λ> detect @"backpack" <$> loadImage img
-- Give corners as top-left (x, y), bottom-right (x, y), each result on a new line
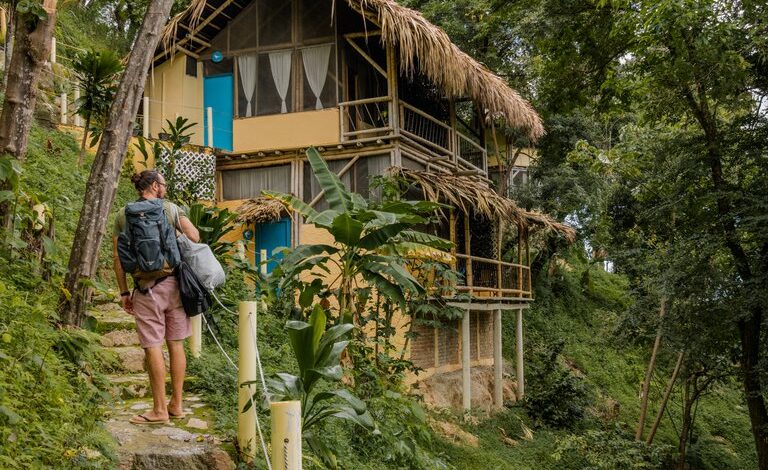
top-left (177, 260), bottom-right (211, 317)
top-left (177, 235), bottom-right (226, 291)
top-left (116, 199), bottom-right (181, 283)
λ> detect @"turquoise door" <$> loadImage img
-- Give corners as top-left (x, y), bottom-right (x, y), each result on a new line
top-left (203, 74), bottom-right (233, 151)
top-left (255, 218), bottom-right (292, 274)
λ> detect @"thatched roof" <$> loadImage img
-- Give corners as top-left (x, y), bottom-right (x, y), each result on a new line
top-left (158, 0), bottom-right (544, 140)
top-left (236, 196), bottom-right (288, 224)
top-left (392, 167), bottom-right (575, 241)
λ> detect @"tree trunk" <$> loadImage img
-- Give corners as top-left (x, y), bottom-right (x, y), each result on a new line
top-left (78, 113), bottom-right (91, 166)
top-left (2, 7), bottom-right (14, 90)
top-left (647, 351), bottom-right (685, 445)
top-left (636, 297), bottom-right (667, 440)
top-left (0, 0), bottom-right (57, 159)
top-left (58, 0), bottom-right (176, 326)
top-left (678, 379), bottom-right (694, 470)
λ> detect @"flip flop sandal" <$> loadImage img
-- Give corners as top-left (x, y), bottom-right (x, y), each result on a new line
top-left (130, 414), bottom-right (169, 425)
top-left (169, 412), bottom-right (186, 420)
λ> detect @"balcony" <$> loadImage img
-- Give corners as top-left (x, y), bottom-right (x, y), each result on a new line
top-left (339, 97), bottom-right (488, 176)
top-left (454, 254), bottom-right (533, 300)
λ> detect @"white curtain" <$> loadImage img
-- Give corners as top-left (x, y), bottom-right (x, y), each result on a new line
top-left (237, 54), bottom-right (258, 117)
top-left (269, 51), bottom-right (292, 113)
top-left (301, 45), bottom-right (332, 110)
top-left (221, 165), bottom-right (292, 200)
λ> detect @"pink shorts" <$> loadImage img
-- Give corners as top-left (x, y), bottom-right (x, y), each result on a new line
top-left (132, 276), bottom-right (190, 348)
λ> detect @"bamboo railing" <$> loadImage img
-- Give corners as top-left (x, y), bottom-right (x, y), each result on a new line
top-left (454, 253), bottom-right (533, 299)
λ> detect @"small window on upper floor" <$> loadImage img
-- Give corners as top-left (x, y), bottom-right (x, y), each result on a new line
top-left (185, 55), bottom-right (198, 77)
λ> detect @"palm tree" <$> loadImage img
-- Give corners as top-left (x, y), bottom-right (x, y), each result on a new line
top-left (72, 49), bottom-right (123, 166)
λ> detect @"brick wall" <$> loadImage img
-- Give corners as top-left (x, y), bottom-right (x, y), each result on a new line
top-left (478, 312), bottom-right (494, 358)
top-left (410, 323), bottom-right (435, 369)
top-left (437, 320), bottom-right (460, 367)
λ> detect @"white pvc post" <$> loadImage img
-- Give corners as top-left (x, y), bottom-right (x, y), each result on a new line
top-left (50, 37), bottom-right (56, 64)
top-left (142, 96), bottom-right (150, 138)
top-left (60, 92), bottom-right (67, 125)
top-left (238, 301), bottom-right (258, 462)
top-left (516, 308), bottom-right (525, 400)
top-left (271, 401), bottom-right (302, 470)
top-left (189, 316), bottom-right (201, 358)
top-left (73, 86), bottom-right (82, 127)
top-left (206, 106), bottom-right (213, 148)
top-left (493, 309), bottom-right (503, 408)
top-left (462, 310), bottom-right (471, 411)
top-left (260, 249), bottom-right (268, 275)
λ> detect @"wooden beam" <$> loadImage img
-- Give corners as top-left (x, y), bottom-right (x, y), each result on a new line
top-left (154, 0), bottom-right (237, 61)
top-left (345, 37), bottom-right (386, 77)
top-left (176, 45), bottom-right (200, 59)
top-left (177, 23), bottom-right (213, 47)
top-left (308, 155), bottom-right (361, 208)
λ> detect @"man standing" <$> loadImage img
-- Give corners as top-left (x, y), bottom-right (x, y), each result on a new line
top-left (113, 169), bottom-right (200, 424)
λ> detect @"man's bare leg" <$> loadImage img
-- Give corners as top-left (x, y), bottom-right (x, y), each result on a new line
top-left (143, 346), bottom-right (169, 420)
top-left (167, 339), bottom-right (186, 416)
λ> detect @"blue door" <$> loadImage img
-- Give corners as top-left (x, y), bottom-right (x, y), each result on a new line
top-left (255, 218), bottom-right (292, 274)
top-left (203, 74), bottom-right (233, 151)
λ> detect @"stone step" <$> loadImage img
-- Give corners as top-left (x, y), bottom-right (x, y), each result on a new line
top-left (108, 346), bottom-right (172, 374)
top-left (107, 397), bottom-right (233, 470)
top-left (101, 329), bottom-right (141, 347)
top-left (87, 304), bottom-right (136, 334)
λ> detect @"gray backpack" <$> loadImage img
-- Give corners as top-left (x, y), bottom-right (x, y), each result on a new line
top-left (117, 199), bottom-right (181, 281)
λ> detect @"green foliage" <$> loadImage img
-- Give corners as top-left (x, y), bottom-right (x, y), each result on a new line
top-left (552, 428), bottom-right (670, 469)
top-left (184, 203), bottom-right (237, 259)
top-left (72, 49), bottom-right (123, 149)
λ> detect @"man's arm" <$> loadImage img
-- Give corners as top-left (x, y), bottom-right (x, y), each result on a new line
top-left (113, 236), bottom-right (133, 314)
top-left (179, 216), bottom-right (200, 243)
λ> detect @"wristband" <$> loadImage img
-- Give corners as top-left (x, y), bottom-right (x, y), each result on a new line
top-left (120, 291), bottom-right (130, 297)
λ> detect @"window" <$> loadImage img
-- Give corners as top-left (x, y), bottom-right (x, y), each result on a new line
top-left (185, 55), bottom-right (198, 77)
top-left (209, 0), bottom-right (338, 118)
top-left (303, 155), bottom-right (390, 210)
top-left (221, 165), bottom-right (291, 200)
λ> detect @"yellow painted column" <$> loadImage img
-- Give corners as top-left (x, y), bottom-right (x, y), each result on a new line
top-left (189, 315), bottom-right (201, 358)
top-left (238, 301), bottom-right (258, 462)
top-left (271, 401), bottom-right (302, 469)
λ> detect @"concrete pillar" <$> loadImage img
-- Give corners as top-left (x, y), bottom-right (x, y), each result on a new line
top-left (462, 309), bottom-right (471, 411)
top-left (238, 301), bottom-right (258, 462)
top-left (59, 92), bottom-right (67, 125)
top-left (73, 86), bottom-right (82, 127)
top-left (516, 308), bottom-right (525, 400)
top-left (189, 315), bottom-right (201, 358)
top-left (142, 96), bottom-right (150, 138)
top-left (493, 309), bottom-right (503, 408)
top-left (271, 401), bottom-right (302, 469)
top-left (206, 106), bottom-right (213, 147)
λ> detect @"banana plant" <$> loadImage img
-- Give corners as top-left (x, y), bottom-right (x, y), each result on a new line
top-left (184, 202), bottom-right (237, 259)
top-left (244, 305), bottom-right (375, 468)
top-left (265, 147), bottom-right (452, 324)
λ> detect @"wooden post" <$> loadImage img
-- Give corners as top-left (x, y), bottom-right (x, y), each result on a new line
top-left (50, 37), bottom-right (56, 64)
top-left (73, 86), bottom-right (82, 127)
top-left (59, 92), bottom-right (67, 124)
top-left (517, 224), bottom-right (523, 293)
top-left (449, 209), bottom-right (457, 271)
top-left (238, 301), bottom-right (258, 462)
top-left (497, 220), bottom-right (503, 295)
top-left (189, 315), bottom-right (202, 358)
top-left (494, 309), bottom-right (503, 408)
top-left (515, 308), bottom-right (524, 400)
top-left (260, 249), bottom-right (268, 275)
top-left (142, 96), bottom-right (150, 138)
top-left (464, 213), bottom-right (472, 290)
top-left (206, 106), bottom-right (213, 148)
top-left (462, 310), bottom-right (471, 411)
top-left (271, 401), bottom-right (302, 469)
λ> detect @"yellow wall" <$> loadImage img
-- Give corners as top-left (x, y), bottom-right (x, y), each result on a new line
top-left (145, 53), bottom-right (205, 146)
top-left (233, 109), bottom-right (340, 153)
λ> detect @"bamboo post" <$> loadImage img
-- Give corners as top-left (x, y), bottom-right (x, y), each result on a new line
top-left (238, 301), bottom-right (258, 462)
top-left (449, 209), bottom-right (456, 271)
top-left (206, 106), bottom-right (213, 147)
top-left (189, 315), bottom-right (202, 358)
top-left (493, 308), bottom-right (503, 408)
top-left (142, 96), bottom-right (150, 138)
top-left (636, 297), bottom-right (667, 440)
top-left (464, 213), bottom-right (472, 290)
top-left (497, 220), bottom-right (503, 295)
top-left (647, 351), bottom-right (685, 445)
top-left (517, 224), bottom-right (523, 293)
top-left (270, 401), bottom-right (302, 469)
top-left (462, 310), bottom-right (471, 411)
top-left (515, 308), bottom-right (524, 400)
top-left (260, 249), bottom-right (268, 275)
top-left (50, 37), bottom-right (56, 64)
top-left (60, 92), bottom-right (67, 124)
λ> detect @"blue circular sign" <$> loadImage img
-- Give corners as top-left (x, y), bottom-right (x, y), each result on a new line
top-left (211, 51), bottom-right (223, 63)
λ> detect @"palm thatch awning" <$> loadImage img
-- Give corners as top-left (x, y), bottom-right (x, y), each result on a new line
top-left (236, 196), bottom-right (288, 224)
top-left (158, 0), bottom-right (543, 140)
top-left (392, 167), bottom-right (575, 241)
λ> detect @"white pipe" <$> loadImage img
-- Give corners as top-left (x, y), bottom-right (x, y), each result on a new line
top-left (189, 315), bottom-right (201, 358)
top-left (73, 86), bottom-right (82, 127)
top-left (50, 37), bottom-right (56, 64)
top-left (270, 401), bottom-right (302, 469)
top-left (143, 96), bottom-right (150, 138)
top-left (238, 301), bottom-right (258, 462)
top-left (206, 106), bottom-right (213, 148)
top-left (462, 310), bottom-right (471, 411)
top-left (60, 92), bottom-right (67, 125)
top-left (493, 309), bottom-right (503, 408)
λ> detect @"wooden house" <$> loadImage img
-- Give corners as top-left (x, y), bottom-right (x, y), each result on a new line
top-left (146, 0), bottom-right (574, 410)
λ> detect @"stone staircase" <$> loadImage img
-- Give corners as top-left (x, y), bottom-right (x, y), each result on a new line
top-left (88, 303), bottom-right (235, 470)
